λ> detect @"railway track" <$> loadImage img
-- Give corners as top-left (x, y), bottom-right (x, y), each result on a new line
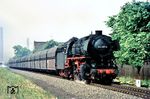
top-left (45, 72), bottom-right (150, 98)
top-left (92, 83), bottom-right (150, 99)
top-left (11, 68), bottom-right (150, 98)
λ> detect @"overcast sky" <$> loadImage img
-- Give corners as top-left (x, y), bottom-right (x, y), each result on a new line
top-left (0, 0), bottom-right (146, 62)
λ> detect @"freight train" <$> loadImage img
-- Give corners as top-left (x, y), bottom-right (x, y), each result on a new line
top-left (8, 30), bottom-right (120, 84)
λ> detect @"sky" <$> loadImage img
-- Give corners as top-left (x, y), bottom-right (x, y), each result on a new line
top-left (0, 0), bottom-right (146, 62)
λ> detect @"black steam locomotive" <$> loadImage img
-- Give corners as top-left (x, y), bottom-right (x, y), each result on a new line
top-left (9, 30), bottom-right (120, 84)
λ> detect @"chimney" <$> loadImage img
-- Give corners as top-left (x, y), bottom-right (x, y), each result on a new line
top-left (95, 30), bottom-right (102, 35)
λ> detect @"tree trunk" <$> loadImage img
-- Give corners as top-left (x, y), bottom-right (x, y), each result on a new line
top-left (136, 66), bottom-right (141, 79)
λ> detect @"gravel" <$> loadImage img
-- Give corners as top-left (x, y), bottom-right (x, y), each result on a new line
top-left (10, 69), bottom-right (142, 99)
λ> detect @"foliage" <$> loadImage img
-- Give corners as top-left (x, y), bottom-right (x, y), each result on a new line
top-left (141, 79), bottom-right (150, 87)
top-left (33, 40), bottom-right (63, 52)
top-left (118, 76), bottom-right (150, 87)
top-left (43, 40), bottom-right (63, 49)
top-left (13, 45), bottom-right (31, 58)
top-left (119, 76), bottom-right (134, 85)
top-left (106, 2), bottom-right (150, 68)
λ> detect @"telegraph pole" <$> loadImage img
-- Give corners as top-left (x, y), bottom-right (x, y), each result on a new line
top-left (132, 0), bottom-right (136, 2)
top-left (0, 27), bottom-right (3, 65)
top-left (27, 38), bottom-right (30, 49)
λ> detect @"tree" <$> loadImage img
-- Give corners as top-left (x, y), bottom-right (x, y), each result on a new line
top-left (13, 45), bottom-right (31, 58)
top-left (33, 40), bottom-right (63, 52)
top-left (106, 2), bottom-right (150, 72)
top-left (43, 40), bottom-right (63, 49)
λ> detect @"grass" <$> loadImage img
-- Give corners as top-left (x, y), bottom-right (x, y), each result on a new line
top-left (141, 79), bottom-right (150, 88)
top-left (0, 67), bottom-right (56, 99)
top-left (118, 76), bottom-right (135, 85)
top-left (118, 76), bottom-right (150, 88)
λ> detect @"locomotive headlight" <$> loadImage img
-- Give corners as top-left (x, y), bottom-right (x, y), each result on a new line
top-left (91, 63), bottom-right (96, 68)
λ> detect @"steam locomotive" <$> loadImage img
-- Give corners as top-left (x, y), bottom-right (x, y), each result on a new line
top-left (9, 30), bottom-right (120, 84)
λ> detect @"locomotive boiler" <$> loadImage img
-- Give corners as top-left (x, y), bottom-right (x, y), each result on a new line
top-left (8, 30), bottom-right (120, 84)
